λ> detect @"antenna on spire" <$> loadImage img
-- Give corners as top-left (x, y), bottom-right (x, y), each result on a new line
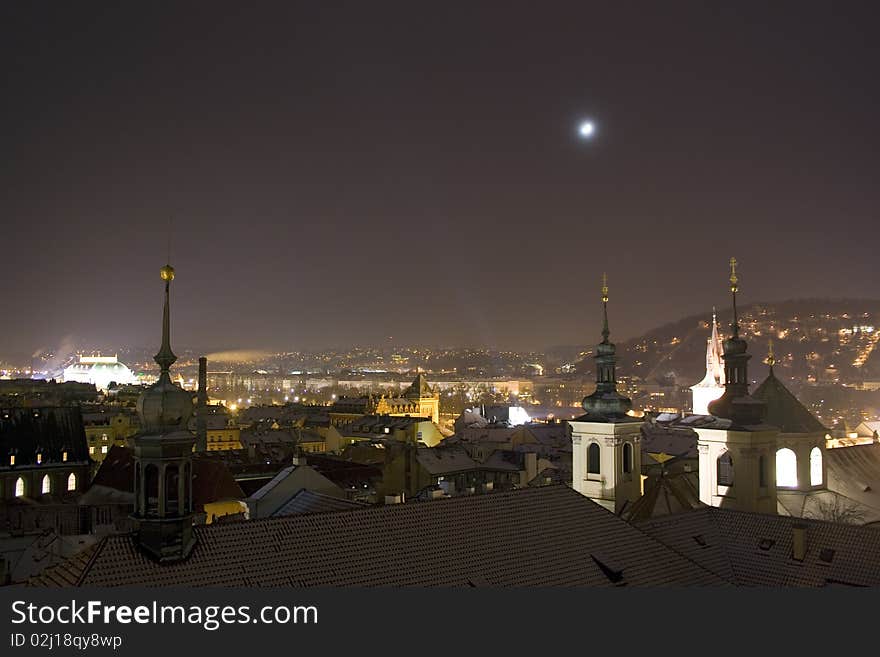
top-left (729, 257), bottom-right (739, 338)
top-left (601, 272), bottom-right (610, 343)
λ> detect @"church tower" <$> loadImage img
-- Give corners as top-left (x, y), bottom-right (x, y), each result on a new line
top-left (690, 309), bottom-right (725, 415)
top-left (569, 275), bottom-right (642, 514)
top-left (696, 258), bottom-right (778, 514)
top-left (131, 263), bottom-right (197, 562)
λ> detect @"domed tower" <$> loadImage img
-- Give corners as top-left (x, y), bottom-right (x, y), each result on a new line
top-left (131, 263), bottom-right (197, 562)
top-left (696, 258), bottom-right (777, 514)
top-left (569, 274), bottom-right (642, 514)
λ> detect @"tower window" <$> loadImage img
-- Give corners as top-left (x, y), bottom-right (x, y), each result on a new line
top-left (15, 477), bottom-right (25, 497)
top-left (36, 452), bottom-right (42, 465)
top-left (588, 443), bottom-right (601, 474)
top-left (776, 448), bottom-right (797, 488)
top-left (41, 475), bottom-right (51, 494)
top-left (67, 473), bottom-right (77, 492)
top-left (810, 447), bottom-right (823, 486)
top-left (623, 442), bottom-right (633, 474)
top-left (717, 452), bottom-right (734, 486)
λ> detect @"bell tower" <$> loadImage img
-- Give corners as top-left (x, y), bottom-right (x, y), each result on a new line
top-left (569, 274), bottom-right (642, 514)
top-left (697, 258), bottom-right (777, 514)
top-left (131, 262), bottom-right (197, 562)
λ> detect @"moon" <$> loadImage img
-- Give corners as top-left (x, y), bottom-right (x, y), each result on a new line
top-left (578, 120), bottom-right (595, 139)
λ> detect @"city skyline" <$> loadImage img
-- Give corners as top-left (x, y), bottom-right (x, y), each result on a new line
top-left (3, 2), bottom-right (878, 355)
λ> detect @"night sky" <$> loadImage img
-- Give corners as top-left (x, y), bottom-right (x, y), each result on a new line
top-left (2, 2), bottom-right (878, 358)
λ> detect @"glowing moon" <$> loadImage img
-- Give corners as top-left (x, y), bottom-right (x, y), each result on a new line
top-left (578, 121), bottom-right (595, 138)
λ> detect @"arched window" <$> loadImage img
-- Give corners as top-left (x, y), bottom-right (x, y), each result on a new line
top-left (67, 473), bottom-right (77, 492)
top-left (144, 465), bottom-right (159, 515)
top-left (776, 448), bottom-right (797, 487)
top-left (622, 442), bottom-right (633, 474)
top-left (41, 475), bottom-right (51, 494)
top-left (810, 447), bottom-right (823, 486)
top-left (15, 477), bottom-right (25, 497)
top-left (587, 443), bottom-right (601, 474)
top-left (165, 465), bottom-right (180, 516)
top-left (717, 451), bottom-right (734, 486)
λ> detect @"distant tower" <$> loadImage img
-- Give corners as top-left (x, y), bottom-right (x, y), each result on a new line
top-left (131, 262), bottom-right (197, 562)
top-left (569, 274), bottom-right (642, 514)
top-left (690, 309), bottom-right (725, 415)
top-left (195, 357), bottom-right (208, 452)
top-left (697, 258), bottom-right (777, 514)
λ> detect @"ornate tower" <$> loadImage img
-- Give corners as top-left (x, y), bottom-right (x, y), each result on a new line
top-left (690, 309), bottom-right (725, 415)
top-left (696, 258), bottom-right (777, 514)
top-left (569, 275), bottom-right (642, 514)
top-left (131, 263), bottom-right (197, 562)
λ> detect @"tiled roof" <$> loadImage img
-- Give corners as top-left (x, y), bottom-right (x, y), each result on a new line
top-left (271, 489), bottom-right (366, 517)
top-left (638, 506), bottom-right (880, 586)
top-left (621, 472), bottom-right (703, 523)
top-left (29, 485), bottom-right (724, 587)
top-left (752, 369), bottom-right (827, 434)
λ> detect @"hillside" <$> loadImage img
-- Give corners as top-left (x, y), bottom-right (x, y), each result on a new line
top-left (579, 299), bottom-right (880, 386)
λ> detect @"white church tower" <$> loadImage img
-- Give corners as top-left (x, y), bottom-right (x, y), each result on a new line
top-left (690, 309), bottom-right (725, 415)
top-left (570, 275), bottom-right (642, 514)
top-left (696, 258), bottom-right (778, 515)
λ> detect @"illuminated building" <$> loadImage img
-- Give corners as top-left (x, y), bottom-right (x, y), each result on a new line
top-left (62, 355), bottom-right (138, 391)
top-left (690, 309), bottom-right (725, 415)
top-left (568, 275), bottom-right (642, 513)
top-left (697, 259), bottom-right (778, 514)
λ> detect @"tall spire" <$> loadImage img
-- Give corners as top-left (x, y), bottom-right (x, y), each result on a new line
top-left (601, 272), bottom-right (610, 344)
top-left (581, 273), bottom-right (633, 420)
top-left (729, 256), bottom-right (739, 338)
top-left (766, 338), bottom-right (776, 373)
top-left (155, 264), bottom-right (177, 379)
top-left (707, 257), bottom-right (766, 426)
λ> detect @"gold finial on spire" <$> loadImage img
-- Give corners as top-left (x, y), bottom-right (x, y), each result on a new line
top-left (601, 272), bottom-right (609, 303)
top-left (729, 257), bottom-right (738, 293)
top-left (767, 338), bottom-right (776, 368)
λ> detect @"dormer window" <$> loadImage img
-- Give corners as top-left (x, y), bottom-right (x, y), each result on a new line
top-left (62, 450), bottom-right (68, 462)
top-left (36, 452), bottom-right (42, 464)
top-left (9, 453), bottom-right (15, 466)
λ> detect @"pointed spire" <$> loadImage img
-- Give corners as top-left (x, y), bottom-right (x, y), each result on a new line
top-left (767, 338), bottom-right (776, 372)
top-left (155, 264), bottom-right (177, 379)
top-left (729, 256), bottom-right (739, 338)
top-left (601, 272), bottom-right (610, 344)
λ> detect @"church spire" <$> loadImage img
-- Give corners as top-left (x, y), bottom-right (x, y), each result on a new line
top-left (707, 257), bottom-right (766, 426)
top-left (155, 264), bottom-right (177, 379)
top-left (766, 338), bottom-right (776, 373)
top-left (601, 272), bottom-right (610, 344)
top-left (581, 273), bottom-right (633, 420)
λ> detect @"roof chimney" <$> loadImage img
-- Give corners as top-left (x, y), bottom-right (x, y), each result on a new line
top-left (195, 356), bottom-right (208, 452)
top-left (792, 523), bottom-right (807, 561)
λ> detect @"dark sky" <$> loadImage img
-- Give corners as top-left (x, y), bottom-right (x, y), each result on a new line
top-left (2, 1), bottom-right (878, 358)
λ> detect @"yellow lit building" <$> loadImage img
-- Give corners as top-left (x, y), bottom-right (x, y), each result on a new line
top-left (81, 410), bottom-right (139, 463)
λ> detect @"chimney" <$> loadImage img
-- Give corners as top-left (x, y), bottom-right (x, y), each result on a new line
top-left (524, 451), bottom-right (538, 484)
top-left (792, 523), bottom-right (807, 561)
top-left (195, 357), bottom-right (208, 452)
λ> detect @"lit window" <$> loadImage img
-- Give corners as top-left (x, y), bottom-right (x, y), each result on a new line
top-left (776, 448), bottom-right (797, 487)
top-left (67, 473), bottom-right (77, 491)
top-left (587, 443), bottom-right (601, 474)
top-left (101, 445), bottom-right (108, 454)
top-left (15, 477), bottom-right (25, 497)
top-left (41, 475), bottom-right (51, 494)
top-left (810, 447), bottom-right (823, 486)
top-left (36, 452), bottom-right (42, 464)
top-left (89, 446), bottom-right (95, 455)
top-left (62, 451), bottom-right (68, 462)
top-left (9, 454), bottom-right (15, 466)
